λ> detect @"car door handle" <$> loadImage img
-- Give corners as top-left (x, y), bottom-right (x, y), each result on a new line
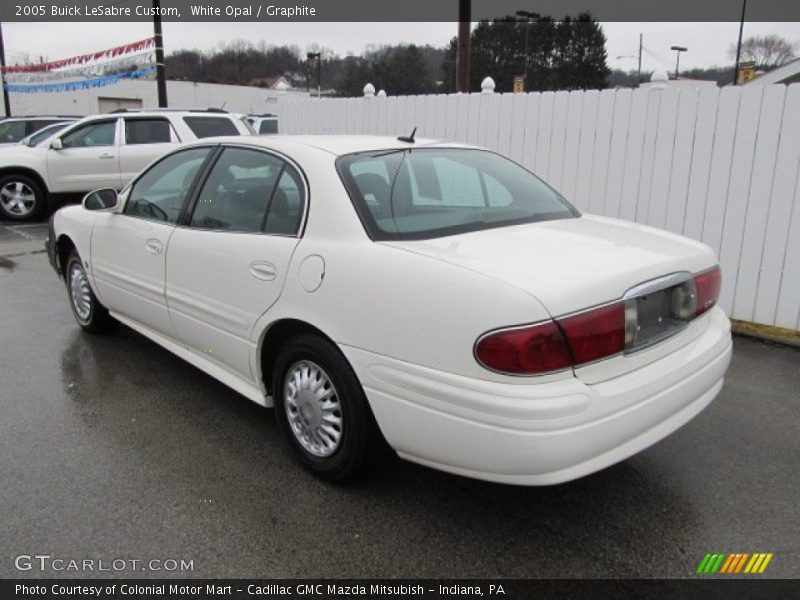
top-left (99, 153), bottom-right (115, 159)
top-left (249, 261), bottom-right (277, 281)
top-left (145, 239), bottom-right (163, 255)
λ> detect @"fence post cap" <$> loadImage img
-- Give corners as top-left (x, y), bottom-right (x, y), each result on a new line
top-left (363, 83), bottom-right (376, 97)
top-left (481, 77), bottom-right (496, 94)
top-left (377, 89), bottom-right (386, 97)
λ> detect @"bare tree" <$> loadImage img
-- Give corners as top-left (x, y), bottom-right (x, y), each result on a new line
top-left (729, 34), bottom-right (799, 70)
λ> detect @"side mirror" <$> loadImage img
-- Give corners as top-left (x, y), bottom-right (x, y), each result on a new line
top-left (82, 188), bottom-right (118, 211)
top-left (50, 138), bottom-right (63, 150)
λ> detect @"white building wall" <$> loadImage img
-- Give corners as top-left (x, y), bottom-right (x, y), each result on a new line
top-left (1, 79), bottom-right (308, 117)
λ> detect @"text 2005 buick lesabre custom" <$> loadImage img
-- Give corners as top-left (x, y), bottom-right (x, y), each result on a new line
top-left (46, 135), bottom-right (731, 484)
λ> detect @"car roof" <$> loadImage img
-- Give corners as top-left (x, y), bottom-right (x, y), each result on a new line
top-left (186, 134), bottom-right (477, 157)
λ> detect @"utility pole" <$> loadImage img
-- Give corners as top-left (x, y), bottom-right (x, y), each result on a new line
top-left (307, 52), bottom-right (321, 98)
top-left (733, 0), bottom-right (747, 85)
top-left (456, 0), bottom-right (470, 93)
top-left (638, 33), bottom-right (643, 82)
top-left (152, 0), bottom-right (167, 107)
top-left (0, 22), bottom-right (11, 117)
top-left (515, 10), bottom-right (540, 91)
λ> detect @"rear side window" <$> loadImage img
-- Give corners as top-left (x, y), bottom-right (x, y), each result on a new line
top-left (125, 147), bottom-right (211, 224)
top-left (259, 119), bottom-right (278, 134)
top-left (264, 168), bottom-right (303, 235)
top-left (338, 148), bottom-right (578, 240)
top-left (125, 118), bottom-right (173, 144)
top-left (183, 116), bottom-right (239, 139)
top-left (190, 147), bottom-right (283, 232)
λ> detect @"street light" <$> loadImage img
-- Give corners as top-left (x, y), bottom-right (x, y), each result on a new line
top-left (515, 10), bottom-right (540, 91)
top-left (306, 51), bottom-right (322, 98)
top-left (670, 45), bottom-right (688, 79)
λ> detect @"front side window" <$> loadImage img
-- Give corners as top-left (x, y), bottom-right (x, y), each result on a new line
top-left (183, 116), bottom-right (239, 139)
top-left (125, 118), bottom-right (174, 144)
top-left (338, 148), bottom-right (578, 240)
top-left (190, 147), bottom-right (283, 232)
top-left (124, 147), bottom-right (211, 224)
top-left (61, 121), bottom-right (116, 148)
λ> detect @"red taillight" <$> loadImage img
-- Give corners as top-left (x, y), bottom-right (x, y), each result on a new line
top-left (476, 267), bottom-right (719, 376)
top-left (557, 302), bottom-right (626, 366)
top-left (475, 321), bottom-right (572, 375)
top-left (694, 267), bottom-right (721, 317)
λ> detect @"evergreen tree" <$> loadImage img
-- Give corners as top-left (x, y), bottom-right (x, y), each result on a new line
top-left (443, 13), bottom-right (609, 93)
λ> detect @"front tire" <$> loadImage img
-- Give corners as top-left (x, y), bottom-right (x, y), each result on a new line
top-left (272, 333), bottom-right (385, 482)
top-left (65, 252), bottom-right (116, 334)
top-left (0, 174), bottom-right (46, 221)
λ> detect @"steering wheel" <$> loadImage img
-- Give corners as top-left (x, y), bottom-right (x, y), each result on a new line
top-left (134, 199), bottom-right (169, 222)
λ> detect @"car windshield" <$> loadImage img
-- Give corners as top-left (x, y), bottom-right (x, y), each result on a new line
top-left (338, 148), bottom-right (579, 240)
top-left (26, 123), bottom-right (69, 146)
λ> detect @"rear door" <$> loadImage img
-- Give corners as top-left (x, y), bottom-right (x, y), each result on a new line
top-left (91, 146), bottom-right (214, 335)
top-left (46, 118), bottom-right (122, 192)
top-left (165, 145), bottom-right (304, 381)
top-left (118, 117), bottom-right (181, 186)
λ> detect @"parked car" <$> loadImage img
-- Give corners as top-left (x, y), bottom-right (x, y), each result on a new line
top-left (0, 115), bottom-right (79, 145)
top-left (246, 113), bottom-right (279, 135)
top-left (46, 135), bottom-right (732, 485)
top-left (18, 121), bottom-right (74, 147)
top-left (0, 108), bottom-right (251, 221)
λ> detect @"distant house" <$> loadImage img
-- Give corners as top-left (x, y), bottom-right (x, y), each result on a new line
top-left (249, 75), bottom-right (294, 90)
top-left (743, 58), bottom-right (800, 86)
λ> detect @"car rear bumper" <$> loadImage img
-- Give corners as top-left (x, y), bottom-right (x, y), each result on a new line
top-left (341, 307), bottom-right (732, 485)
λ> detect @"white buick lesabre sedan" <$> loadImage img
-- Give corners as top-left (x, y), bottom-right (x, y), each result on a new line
top-left (46, 135), bottom-right (732, 485)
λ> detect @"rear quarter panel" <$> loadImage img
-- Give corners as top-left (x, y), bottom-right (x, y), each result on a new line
top-left (250, 146), bottom-right (556, 382)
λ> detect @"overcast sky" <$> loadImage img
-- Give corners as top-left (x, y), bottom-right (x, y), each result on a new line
top-left (3, 21), bottom-right (800, 73)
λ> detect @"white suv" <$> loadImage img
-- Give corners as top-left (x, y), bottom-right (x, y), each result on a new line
top-left (0, 109), bottom-right (251, 221)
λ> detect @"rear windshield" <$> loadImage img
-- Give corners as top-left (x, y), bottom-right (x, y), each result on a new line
top-left (182, 116), bottom-right (240, 138)
top-left (337, 148), bottom-right (578, 240)
top-left (259, 119), bottom-right (278, 134)
top-left (0, 120), bottom-right (27, 143)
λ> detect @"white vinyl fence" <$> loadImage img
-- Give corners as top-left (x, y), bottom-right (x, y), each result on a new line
top-left (279, 84), bottom-right (800, 331)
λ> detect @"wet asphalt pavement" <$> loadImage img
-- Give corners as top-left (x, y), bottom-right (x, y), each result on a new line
top-left (0, 222), bottom-right (799, 579)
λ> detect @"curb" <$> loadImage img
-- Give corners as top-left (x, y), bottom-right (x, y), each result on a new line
top-left (731, 319), bottom-right (800, 349)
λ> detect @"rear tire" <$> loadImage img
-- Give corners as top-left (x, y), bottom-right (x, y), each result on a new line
top-left (65, 252), bottom-right (116, 334)
top-left (272, 333), bottom-right (386, 482)
top-left (0, 174), bottom-right (46, 221)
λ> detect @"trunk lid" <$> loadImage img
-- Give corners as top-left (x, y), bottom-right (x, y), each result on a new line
top-left (383, 214), bottom-right (717, 318)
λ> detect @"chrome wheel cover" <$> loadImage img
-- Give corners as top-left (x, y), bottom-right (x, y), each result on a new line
top-left (0, 181), bottom-right (36, 216)
top-left (69, 262), bottom-right (92, 322)
top-left (284, 360), bottom-right (343, 457)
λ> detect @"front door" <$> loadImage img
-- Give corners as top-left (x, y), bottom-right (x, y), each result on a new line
top-left (46, 119), bottom-right (122, 193)
top-left (90, 146), bottom-right (214, 335)
top-left (166, 146), bottom-right (305, 381)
